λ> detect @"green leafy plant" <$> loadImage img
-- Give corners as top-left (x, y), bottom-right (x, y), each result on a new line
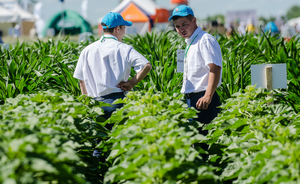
top-left (0, 37), bottom-right (90, 103)
top-left (123, 30), bottom-right (184, 93)
top-left (102, 90), bottom-right (219, 183)
top-left (0, 90), bottom-right (109, 183)
top-left (203, 86), bottom-right (300, 183)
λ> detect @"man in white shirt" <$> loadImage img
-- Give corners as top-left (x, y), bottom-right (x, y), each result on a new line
top-left (169, 5), bottom-right (222, 135)
top-left (74, 12), bottom-right (152, 122)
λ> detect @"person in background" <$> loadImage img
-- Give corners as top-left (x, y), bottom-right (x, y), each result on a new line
top-left (208, 20), bottom-right (226, 36)
top-left (73, 12), bottom-right (152, 124)
top-left (14, 24), bottom-right (20, 37)
top-left (245, 19), bottom-right (256, 34)
top-left (216, 19), bottom-right (226, 36)
top-left (296, 23), bottom-right (300, 33)
top-left (226, 24), bottom-right (235, 38)
top-left (29, 26), bottom-right (37, 39)
top-left (168, 5), bottom-right (222, 139)
top-left (0, 35), bottom-right (3, 44)
top-left (208, 20), bottom-right (218, 35)
top-left (238, 21), bottom-right (246, 36)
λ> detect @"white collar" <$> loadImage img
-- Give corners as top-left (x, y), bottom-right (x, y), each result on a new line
top-left (185, 27), bottom-right (202, 44)
top-left (101, 34), bottom-right (118, 40)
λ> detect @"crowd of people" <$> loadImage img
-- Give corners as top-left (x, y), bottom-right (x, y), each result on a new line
top-left (201, 18), bottom-right (300, 40)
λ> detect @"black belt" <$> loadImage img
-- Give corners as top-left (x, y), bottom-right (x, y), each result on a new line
top-left (94, 92), bottom-right (125, 101)
top-left (185, 91), bottom-right (205, 99)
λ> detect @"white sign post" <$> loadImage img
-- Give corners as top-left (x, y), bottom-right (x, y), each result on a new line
top-left (251, 63), bottom-right (287, 105)
top-left (177, 49), bottom-right (185, 73)
top-left (251, 63), bottom-right (287, 89)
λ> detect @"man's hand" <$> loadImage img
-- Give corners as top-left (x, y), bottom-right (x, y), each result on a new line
top-left (196, 63), bottom-right (221, 110)
top-left (196, 95), bottom-right (212, 110)
top-left (117, 63), bottom-right (152, 91)
top-left (117, 81), bottom-right (134, 91)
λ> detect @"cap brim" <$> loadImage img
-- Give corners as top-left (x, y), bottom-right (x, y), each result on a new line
top-left (124, 20), bottom-right (132, 27)
top-left (168, 13), bottom-right (190, 21)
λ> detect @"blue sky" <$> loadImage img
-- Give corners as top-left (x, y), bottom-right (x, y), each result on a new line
top-left (37, 0), bottom-right (300, 25)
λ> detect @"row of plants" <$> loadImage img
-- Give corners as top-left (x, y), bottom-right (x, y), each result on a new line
top-left (216, 30), bottom-right (300, 104)
top-left (1, 30), bottom-right (300, 105)
top-left (123, 30), bottom-right (300, 106)
top-left (1, 30), bottom-right (300, 183)
top-left (0, 36), bottom-right (89, 104)
top-left (204, 86), bottom-right (300, 183)
top-left (101, 90), bottom-right (217, 183)
top-left (100, 86), bottom-right (300, 183)
top-left (1, 86), bottom-right (300, 183)
top-left (0, 90), bottom-right (111, 183)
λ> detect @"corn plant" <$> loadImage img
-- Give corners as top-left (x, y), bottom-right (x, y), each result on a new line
top-left (0, 37), bottom-right (89, 104)
top-left (1, 30), bottom-right (300, 106)
top-left (123, 30), bottom-right (184, 93)
top-left (216, 30), bottom-right (300, 103)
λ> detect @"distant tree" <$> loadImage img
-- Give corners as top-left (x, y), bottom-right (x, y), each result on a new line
top-left (206, 14), bottom-right (225, 24)
top-left (258, 16), bottom-right (267, 24)
top-left (259, 16), bottom-right (276, 24)
top-left (286, 5), bottom-right (300, 20)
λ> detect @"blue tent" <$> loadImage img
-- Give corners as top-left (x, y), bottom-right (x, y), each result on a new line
top-left (264, 21), bottom-right (279, 33)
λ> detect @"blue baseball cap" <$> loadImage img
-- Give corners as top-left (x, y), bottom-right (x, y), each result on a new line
top-left (101, 12), bottom-right (132, 29)
top-left (168, 5), bottom-right (194, 21)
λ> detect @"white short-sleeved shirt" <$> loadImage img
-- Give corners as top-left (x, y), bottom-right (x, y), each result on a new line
top-left (73, 35), bottom-right (149, 97)
top-left (181, 27), bottom-right (222, 94)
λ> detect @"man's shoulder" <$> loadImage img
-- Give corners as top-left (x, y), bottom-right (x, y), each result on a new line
top-left (81, 40), bottom-right (134, 54)
top-left (199, 31), bottom-right (216, 39)
top-left (81, 40), bottom-right (100, 52)
top-left (116, 42), bottom-right (133, 50)
top-left (198, 31), bottom-right (219, 44)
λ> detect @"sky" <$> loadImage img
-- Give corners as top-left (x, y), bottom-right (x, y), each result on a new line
top-left (36, 0), bottom-right (300, 26)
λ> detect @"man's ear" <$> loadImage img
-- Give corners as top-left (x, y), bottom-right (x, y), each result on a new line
top-left (192, 17), bottom-right (196, 23)
top-left (114, 26), bottom-right (120, 34)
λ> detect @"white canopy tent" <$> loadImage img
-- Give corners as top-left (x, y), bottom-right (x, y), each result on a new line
top-left (12, 3), bottom-right (35, 21)
top-left (0, 0), bottom-right (34, 21)
top-left (283, 17), bottom-right (300, 38)
top-left (0, 5), bottom-right (20, 37)
top-left (0, 0), bottom-right (35, 36)
top-left (0, 5), bottom-right (19, 23)
top-left (287, 17), bottom-right (300, 27)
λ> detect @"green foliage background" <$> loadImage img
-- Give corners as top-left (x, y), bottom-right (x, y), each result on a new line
top-left (286, 5), bottom-right (300, 20)
top-left (1, 30), bottom-right (300, 183)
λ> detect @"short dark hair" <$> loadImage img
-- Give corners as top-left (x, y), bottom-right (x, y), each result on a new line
top-left (101, 23), bottom-right (114, 33)
top-left (101, 23), bottom-right (125, 33)
top-left (172, 15), bottom-right (195, 21)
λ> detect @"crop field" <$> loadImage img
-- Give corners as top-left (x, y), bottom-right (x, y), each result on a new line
top-left (0, 30), bottom-right (300, 184)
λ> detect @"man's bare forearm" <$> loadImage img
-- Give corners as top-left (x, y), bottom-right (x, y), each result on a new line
top-left (205, 64), bottom-right (221, 98)
top-left (129, 63), bottom-right (152, 86)
top-left (79, 80), bottom-right (88, 95)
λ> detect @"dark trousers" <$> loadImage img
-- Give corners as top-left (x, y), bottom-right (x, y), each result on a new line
top-left (94, 92), bottom-right (125, 118)
top-left (186, 91), bottom-right (220, 152)
top-left (93, 92), bottom-right (125, 158)
top-left (186, 91), bottom-right (221, 136)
